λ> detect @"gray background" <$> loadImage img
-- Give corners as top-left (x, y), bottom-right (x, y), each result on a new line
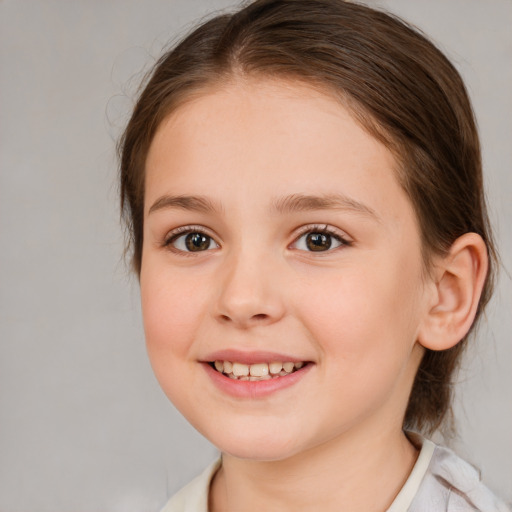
top-left (0, 0), bottom-right (510, 510)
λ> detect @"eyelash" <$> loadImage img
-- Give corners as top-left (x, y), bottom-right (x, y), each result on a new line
top-left (291, 224), bottom-right (352, 253)
top-left (162, 224), bottom-right (352, 255)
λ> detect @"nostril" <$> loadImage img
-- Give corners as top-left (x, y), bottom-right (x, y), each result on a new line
top-left (218, 312), bottom-right (269, 324)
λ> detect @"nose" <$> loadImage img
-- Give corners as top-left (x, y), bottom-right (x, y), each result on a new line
top-left (213, 250), bottom-right (286, 329)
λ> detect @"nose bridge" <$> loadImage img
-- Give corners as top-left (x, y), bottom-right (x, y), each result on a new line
top-left (214, 243), bottom-right (285, 327)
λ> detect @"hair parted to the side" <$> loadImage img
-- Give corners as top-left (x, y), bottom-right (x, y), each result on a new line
top-left (119, 0), bottom-right (497, 435)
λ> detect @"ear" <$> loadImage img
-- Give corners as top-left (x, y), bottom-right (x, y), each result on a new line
top-left (418, 233), bottom-right (489, 351)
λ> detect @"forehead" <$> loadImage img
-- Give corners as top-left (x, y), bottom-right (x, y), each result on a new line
top-left (145, 77), bottom-right (410, 223)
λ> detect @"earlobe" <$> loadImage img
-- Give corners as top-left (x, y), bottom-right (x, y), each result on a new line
top-left (418, 233), bottom-right (488, 351)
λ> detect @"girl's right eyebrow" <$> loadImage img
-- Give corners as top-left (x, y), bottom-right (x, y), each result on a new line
top-left (148, 195), bottom-right (223, 215)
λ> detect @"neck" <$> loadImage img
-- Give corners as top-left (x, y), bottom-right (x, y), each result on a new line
top-left (209, 425), bottom-right (419, 512)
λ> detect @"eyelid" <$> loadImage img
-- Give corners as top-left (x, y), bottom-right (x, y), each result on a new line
top-left (163, 224), bottom-right (207, 243)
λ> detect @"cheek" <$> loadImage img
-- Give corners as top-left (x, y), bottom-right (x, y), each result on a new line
top-left (298, 254), bottom-right (424, 360)
top-left (140, 268), bottom-right (211, 416)
top-left (296, 263), bottom-right (424, 421)
top-left (140, 266), bottom-right (206, 366)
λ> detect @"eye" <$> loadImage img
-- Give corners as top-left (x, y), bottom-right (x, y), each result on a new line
top-left (292, 226), bottom-right (349, 252)
top-left (165, 229), bottom-right (219, 253)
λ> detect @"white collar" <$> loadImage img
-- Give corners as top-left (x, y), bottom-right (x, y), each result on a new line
top-left (386, 433), bottom-right (436, 511)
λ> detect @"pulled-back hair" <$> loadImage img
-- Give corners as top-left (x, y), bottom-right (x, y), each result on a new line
top-left (119, 0), bottom-right (496, 435)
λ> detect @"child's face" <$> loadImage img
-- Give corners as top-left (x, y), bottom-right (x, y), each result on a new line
top-left (141, 79), bottom-right (432, 460)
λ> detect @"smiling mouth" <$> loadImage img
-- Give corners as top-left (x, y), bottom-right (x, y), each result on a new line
top-left (209, 360), bottom-right (307, 381)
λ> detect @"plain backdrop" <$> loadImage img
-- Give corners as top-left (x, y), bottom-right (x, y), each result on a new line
top-left (0, 1), bottom-right (510, 510)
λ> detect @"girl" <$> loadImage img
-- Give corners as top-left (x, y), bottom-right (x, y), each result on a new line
top-left (119, 1), bottom-right (510, 510)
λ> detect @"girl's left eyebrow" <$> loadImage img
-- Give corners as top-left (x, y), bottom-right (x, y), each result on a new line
top-left (271, 193), bottom-right (380, 221)
top-left (148, 192), bottom-right (380, 221)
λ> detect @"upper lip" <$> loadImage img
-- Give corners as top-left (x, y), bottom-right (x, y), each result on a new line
top-left (201, 349), bottom-right (309, 365)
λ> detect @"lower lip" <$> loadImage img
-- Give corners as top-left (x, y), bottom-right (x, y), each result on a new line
top-left (202, 362), bottom-right (313, 399)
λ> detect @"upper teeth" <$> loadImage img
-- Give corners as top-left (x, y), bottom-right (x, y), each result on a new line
top-left (213, 360), bottom-right (304, 380)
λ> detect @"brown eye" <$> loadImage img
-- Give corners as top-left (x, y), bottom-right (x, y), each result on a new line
top-left (305, 232), bottom-right (332, 251)
top-left (292, 228), bottom-right (347, 253)
top-left (168, 230), bottom-right (219, 253)
top-left (185, 233), bottom-right (211, 251)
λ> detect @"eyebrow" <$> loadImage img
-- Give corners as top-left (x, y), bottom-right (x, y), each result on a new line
top-left (148, 192), bottom-right (379, 220)
top-left (271, 193), bottom-right (379, 220)
top-left (148, 195), bottom-right (223, 215)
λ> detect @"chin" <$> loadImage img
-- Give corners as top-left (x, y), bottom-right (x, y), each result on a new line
top-left (222, 443), bottom-right (300, 462)
top-left (204, 423), bottom-right (303, 462)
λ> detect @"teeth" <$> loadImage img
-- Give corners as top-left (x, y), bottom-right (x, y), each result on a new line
top-left (249, 375), bottom-right (271, 381)
top-left (232, 362), bottom-right (250, 376)
top-left (250, 363), bottom-right (269, 377)
top-left (269, 362), bottom-right (283, 374)
top-left (212, 360), bottom-right (306, 381)
top-left (283, 362), bottom-right (295, 373)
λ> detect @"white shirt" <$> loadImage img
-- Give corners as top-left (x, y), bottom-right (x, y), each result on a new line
top-left (161, 435), bottom-right (510, 512)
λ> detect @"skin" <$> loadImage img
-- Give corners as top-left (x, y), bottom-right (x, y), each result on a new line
top-left (139, 78), bottom-right (485, 511)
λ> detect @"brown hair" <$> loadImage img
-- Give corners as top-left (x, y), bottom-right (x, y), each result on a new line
top-left (119, 0), bottom-right (496, 435)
